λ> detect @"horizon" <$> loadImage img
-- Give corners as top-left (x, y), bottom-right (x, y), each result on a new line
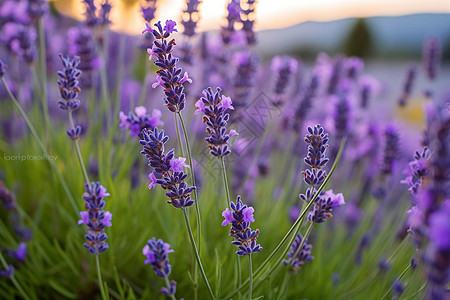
top-left (53, 0), bottom-right (450, 34)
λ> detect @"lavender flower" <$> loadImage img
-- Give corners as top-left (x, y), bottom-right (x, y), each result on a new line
top-left (26, 0), bottom-right (48, 20)
top-left (83, 0), bottom-right (98, 27)
top-left (0, 265), bottom-right (14, 279)
top-left (67, 26), bottom-right (100, 89)
top-left (143, 238), bottom-right (173, 277)
top-left (0, 181), bottom-right (16, 211)
top-left (422, 36), bottom-right (441, 81)
top-left (142, 238), bottom-right (178, 298)
top-left (292, 74), bottom-right (319, 132)
top-left (380, 124), bottom-right (399, 176)
top-left (8, 242), bottom-right (27, 262)
top-left (140, 127), bottom-right (195, 208)
top-left (141, 0), bottom-right (157, 22)
top-left (327, 56), bottom-right (344, 95)
top-left (99, 0), bottom-right (112, 26)
top-left (144, 20), bottom-right (192, 113)
top-left (231, 50), bottom-right (257, 110)
top-left (307, 189), bottom-right (345, 223)
top-left (9, 24), bottom-right (37, 65)
top-left (119, 106), bottom-right (163, 137)
top-left (195, 87), bottom-right (238, 158)
top-left (78, 182), bottom-right (112, 254)
top-left (398, 64), bottom-right (417, 106)
top-left (283, 233), bottom-right (314, 274)
top-left (240, 0), bottom-right (257, 45)
top-left (221, 0), bottom-right (241, 45)
top-left (345, 57), bottom-right (364, 80)
top-left (0, 60), bottom-right (6, 77)
top-left (401, 147), bottom-right (430, 197)
top-left (181, 0), bottom-right (201, 38)
top-left (271, 55), bottom-right (298, 106)
top-left (299, 124), bottom-right (329, 202)
top-left (57, 54), bottom-right (82, 111)
top-left (221, 196), bottom-right (262, 256)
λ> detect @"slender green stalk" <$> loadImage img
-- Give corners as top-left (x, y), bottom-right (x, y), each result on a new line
top-left (174, 113), bottom-right (185, 157)
top-left (164, 275), bottom-right (177, 300)
top-left (221, 157), bottom-right (232, 208)
top-left (37, 17), bottom-right (50, 132)
top-left (96, 255), bottom-right (108, 300)
top-left (249, 254), bottom-right (253, 300)
top-left (224, 138), bottom-right (346, 299)
top-left (182, 208), bottom-right (215, 300)
top-left (292, 222), bottom-right (314, 262)
top-left (381, 265), bottom-right (411, 299)
top-left (1, 78), bottom-right (78, 215)
top-left (0, 252), bottom-right (31, 300)
top-left (177, 112), bottom-right (201, 299)
top-left (387, 233), bottom-right (410, 263)
top-left (68, 111), bottom-right (91, 186)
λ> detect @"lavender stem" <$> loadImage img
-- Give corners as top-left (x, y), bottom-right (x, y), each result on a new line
top-left (95, 254), bottom-right (108, 300)
top-left (381, 265), bottom-right (411, 299)
top-left (37, 17), bottom-right (50, 133)
top-left (68, 111), bottom-right (91, 186)
top-left (249, 254), bottom-right (253, 300)
top-left (221, 157), bottom-right (232, 208)
top-left (174, 113), bottom-right (185, 157)
top-left (182, 208), bottom-right (215, 299)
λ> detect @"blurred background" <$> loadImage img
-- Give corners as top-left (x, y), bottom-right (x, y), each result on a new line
top-left (52, 0), bottom-right (450, 60)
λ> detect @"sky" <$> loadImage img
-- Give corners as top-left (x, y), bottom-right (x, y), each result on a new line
top-left (53, 0), bottom-right (450, 34)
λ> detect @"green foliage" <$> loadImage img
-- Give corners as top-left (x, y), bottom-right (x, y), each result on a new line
top-left (343, 18), bottom-right (373, 58)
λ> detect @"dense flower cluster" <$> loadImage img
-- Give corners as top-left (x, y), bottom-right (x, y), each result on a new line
top-left (380, 124), bottom-right (399, 176)
top-left (231, 50), bottom-right (257, 110)
top-left (307, 189), bottom-right (345, 223)
top-left (141, 0), bottom-right (157, 23)
top-left (143, 20), bottom-right (192, 113)
top-left (422, 36), bottom-right (441, 81)
top-left (401, 146), bottom-right (430, 197)
top-left (398, 64), bottom-right (417, 106)
top-left (181, 0), bottom-right (201, 38)
top-left (119, 106), bottom-right (163, 137)
top-left (292, 74), bottom-right (319, 132)
top-left (78, 182), bottom-right (112, 254)
top-left (221, 0), bottom-right (241, 45)
top-left (283, 233), bottom-right (314, 274)
top-left (222, 196), bottom-right (262, 256)
top-left (140, 127), bottom-right (195, 208)
top-left (195, 87), bottom-right (238, 158)
top-left (26, 0), bottom-right (48, 20)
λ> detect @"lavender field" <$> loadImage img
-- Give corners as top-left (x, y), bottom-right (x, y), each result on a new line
top-left (0, 0), bottom-right (449, 299)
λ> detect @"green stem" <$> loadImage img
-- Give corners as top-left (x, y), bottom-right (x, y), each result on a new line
top-left (381, 265), bottom-right (411, 299)
top-left (1, 78), bottom-right (78, 215)
top-left (174, 113), bottom-right (185, 157)
top-left (292, 222), bottom-right (314, 262)
top-left (68, 111), bottom-right (91, 186)
top-left (182, 208), bottom-right (215, 300)
top-left (96, 255), bottom-right (108, 300)
top-left (387, 233), bottom-right (410, 263)
top-left (249, 254), bottom-right (253, 300)
top-left (178, 112), bottom-right (201, 299)
top-left (221, 157), bottom-right (231, 208)
top-left (224, 137), bottom-right (346, 299)
top-left (164, 275), bottom-right (177, 300)
top-left (37, 17), bottom-right (50, 133)
top-left (0, 252), bottom-right (31, 300)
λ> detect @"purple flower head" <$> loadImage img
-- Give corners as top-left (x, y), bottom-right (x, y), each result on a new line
top-left (140, 128), bottom-right (196, 208)
top-left (11, 242), bottom-right (27, 262)
top-left (142, 237), bottom-right (174, 277)
top-left (380, 123), bottom-right (399, 176)
top-left (141, 0), bottom-right (157, 23)
top-left (345, 56), bottom-right (364, 79)
top-left (422, 36), bottom-right (441, 81)
top-left (161, 280), bottom-right (177, 297)
top-left (0, 181), bottom-right (17, 211)
top-left (283, 233), bottom-right (314, 274)
top-left (0, 60), bottom-right (6, 77)
top-left (119, 106), bottom-right (163, 137)
top-left (221, 0), bottom-right (242, 44)
top-left (231, 50), bottom-right (258, 110)
top-left (197, 87), bottom-right (238, 158)
top-left (307, 189), bottom-right (345, 223)
top-left (8, 24), bottom-right (37, 65)
top-left (57, 54), bottom-right (82, 111)
top-left (144, 20), bottom-right (192, 113)
top-left (67, 26), bottom-right (99, 89)
top-left (222, 196), bottom-right (262, 256)
top-left (0, 265), bottom-right (14, 279)
top-left (79, 182), bottom-right (112, 254)
top-left (271, 55), bottom-right (298, 106)
top-left (293, 74), bottom-right (319, 132)
top-left (67, 125), bottom-right (83, 140)
top-left (99, 0), bottom-right (112, 26)
top-left (83, 0), bottom-right (98, 27)
top-left (398, 64), bottom-right (417, 106)
top-left (181, 0), bottom-right (201, 37)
